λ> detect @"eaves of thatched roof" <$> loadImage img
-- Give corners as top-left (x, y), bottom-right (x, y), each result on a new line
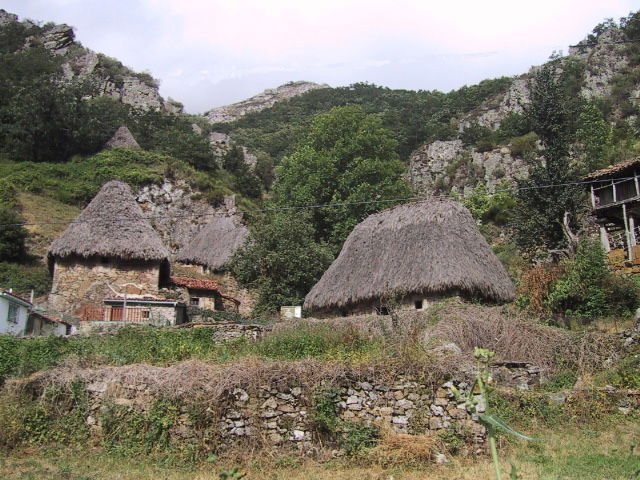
top-left (176, 215), bottom-right (249, 272)
top-left (48, 180), bottom-right (169, 265)
top-left (304, 199), bottom-right (516, 312)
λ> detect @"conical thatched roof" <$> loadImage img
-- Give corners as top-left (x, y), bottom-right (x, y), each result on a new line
top-left (304, 199), bottom-right (515, 312)
top-left (48, 180), bottom-right (169, 265)
top-left (104, 126), bottom-right (140, 150)
top-left (176, 215), bottom-right (249, 271)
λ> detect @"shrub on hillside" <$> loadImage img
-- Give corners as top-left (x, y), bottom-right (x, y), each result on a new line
top-left (520, 238), bottom-right (640, 320)
top-left (509, 132), bottom-right (539, 158)
top-left (0, 209), bottom-right (28, 262)
top-left (0, 262), bottom-right (51, 296)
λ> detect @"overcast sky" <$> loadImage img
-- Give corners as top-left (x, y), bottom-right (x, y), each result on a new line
top-left (4, 0), bottom-right (640, 113)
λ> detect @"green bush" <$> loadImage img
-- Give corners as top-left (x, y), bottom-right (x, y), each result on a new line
top-left (462, 183), bottom-right (516, 226)
top-left (541, 369), bottom-right (578, 392)
top-left (0, 262), bottom-right (52, 296)
top-left (460, 123), bottom-right (493, 147)
top-left (547, 239), bottom-right (640, 318)
top-left (609, 355), bottom-right (640, 389)
top-left (0, 209), bottom-right (28, 261)
top-left (509, 132), bottom-right (539, 158)
top-left (255, 323), bottom-right (373, 360)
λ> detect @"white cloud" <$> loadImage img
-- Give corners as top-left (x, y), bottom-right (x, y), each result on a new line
top-left (4, 0), bottom-right (640, 111)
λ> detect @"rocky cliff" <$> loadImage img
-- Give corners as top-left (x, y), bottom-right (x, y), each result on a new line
top-left (411, 21), bottom-right (640, 195)
top-left (204, 81), bottom-right (329, 124)
top-left (1, 10), bottom-right (175, 113)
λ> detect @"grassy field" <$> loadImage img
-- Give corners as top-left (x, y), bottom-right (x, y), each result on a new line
top-left (0, 419), bottom-right (637, 480)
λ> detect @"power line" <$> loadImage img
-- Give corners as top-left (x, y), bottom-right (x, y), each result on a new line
top-left (0, 175), bottom-right (631, 228)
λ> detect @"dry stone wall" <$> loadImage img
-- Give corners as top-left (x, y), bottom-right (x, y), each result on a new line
top-left (80, 373), bottom-right (486, 455)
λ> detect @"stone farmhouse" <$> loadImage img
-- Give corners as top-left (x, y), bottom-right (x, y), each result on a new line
top-left (304, 199), bottom-right (516, 317)
top-left (47, 180), bottom-right (171, 317)
top-left (175, 214), bottom-right (254, 316)
top-left (46, 180), bottom-right (249, 325)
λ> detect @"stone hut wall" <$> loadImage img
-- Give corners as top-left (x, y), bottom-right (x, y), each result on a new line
top-left (312, 293), bottom-right (454, 319)
top-left (49, 256), bottom-right (162, 315)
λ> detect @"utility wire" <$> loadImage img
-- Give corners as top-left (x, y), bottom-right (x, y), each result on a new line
top-left (0, 175), bottom-right (632, 228)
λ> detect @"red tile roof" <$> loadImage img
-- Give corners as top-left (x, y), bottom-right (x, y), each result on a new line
top-left (31, 311), bottom-right (73, 326)
top-left (169, 276), bottom-right (220, 291)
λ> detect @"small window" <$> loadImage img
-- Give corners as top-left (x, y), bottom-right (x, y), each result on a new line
top-left (414, 300), bottom-right (424, 310)
top-left (376, 305), bottom-right (390, 316)
top-left (7, 304), bottom-right (18, 323)
top-left (141, 309), bottom-right (150, 319)
top-left (190, 297), bottom-right (200, 307)
top-left (100, 257), bottom-right (109, 264)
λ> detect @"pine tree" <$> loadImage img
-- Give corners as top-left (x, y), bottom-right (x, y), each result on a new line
top-left (512, 62), bottom-right (585, 251)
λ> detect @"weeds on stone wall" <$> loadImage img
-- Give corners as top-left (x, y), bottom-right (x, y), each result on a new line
top-left (0, 379), bottom-right (89, 447)
top-left (312, 387), bottom-right (379, 456)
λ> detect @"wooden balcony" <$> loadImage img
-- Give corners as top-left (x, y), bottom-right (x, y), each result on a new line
top-left (77, 305), bottom-right (151, 322)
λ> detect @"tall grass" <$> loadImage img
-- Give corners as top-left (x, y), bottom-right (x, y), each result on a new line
top-left (0, 323), bottom-right (387, 384)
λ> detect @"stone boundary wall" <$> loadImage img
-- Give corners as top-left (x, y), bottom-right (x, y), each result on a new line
top-left (82, 374), bottom-right (486, 454)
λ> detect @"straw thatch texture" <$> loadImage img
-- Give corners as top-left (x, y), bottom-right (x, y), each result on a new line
top-left (304, 199), bottom-right (515, 312)
top-left (104, 126), bottom-right (141, 150)
top-left (48, 180), bottom-right (169, 264)
top-left (176, 215), bottom-right (249, 271)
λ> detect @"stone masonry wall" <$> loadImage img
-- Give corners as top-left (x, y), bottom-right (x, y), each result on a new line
top-left (49, 256), bottom-right (162, 315)
top-left (82, 374), bottom-right (486, 455)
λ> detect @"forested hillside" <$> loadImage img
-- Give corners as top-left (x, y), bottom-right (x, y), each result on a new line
top-left (3, 8), bottom-right (640, 320)
top-left (212, 79), bottom-right (513, 162)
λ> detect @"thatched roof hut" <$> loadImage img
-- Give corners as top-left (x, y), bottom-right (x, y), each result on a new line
top-left (104, 126), bottom-right (141, 150)
top-left (304, 199), bottom-right (515, 312)
top-left (176, 215), bottom-right (249, 272)
top-left (48, 180), bottom-right (169, 269)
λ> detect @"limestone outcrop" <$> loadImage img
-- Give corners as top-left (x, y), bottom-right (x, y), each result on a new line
top-left (205, 81), bottom-right (328, 124)
top-left (1, 10), bottom-right (172, 113)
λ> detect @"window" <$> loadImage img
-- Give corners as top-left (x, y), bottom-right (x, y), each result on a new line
top-left (414, 300), bottom-right (424, 310)
top-left (376, 305), bottom-right (390, 316)
top-left (141, 309), bottom-right (150, 319)
top-left (190, 297), bottom-right (200, 307)
top-left (100, 257), bottom-right (109, 264)
top-left (7, 304), bottom-right (18, 323)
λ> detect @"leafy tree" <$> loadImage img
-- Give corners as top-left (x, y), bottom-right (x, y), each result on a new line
top-left (460, 123), bottom-right (493, 147)
top-left (254, 151), bottom-right (275, 191)
top-left (511, 63), bottom-right (585, 251)
top-left (0, 208), bottom-right (28, 262)
top-left (222, 146), bottom-right (245, 172)
top-left (230, 212), bottom-right (334, 313)
top-left (575, 101), bottom-right (612, 173)
top-left (495, 113), bottom-right (532, 141)
top-left (273, 106), bottom-right (411, 248)
top-left (462, 183), bottom-right (516, 226)
top-left (129, 109), bottom-right (217, 171)
top-left (233, 168), bottom-right (262, 199)
top-left (222, 146), bottom-right (262, 198)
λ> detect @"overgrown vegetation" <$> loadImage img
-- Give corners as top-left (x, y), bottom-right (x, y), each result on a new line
top-left (517, 239), bottom-right (640, 321)
top-left (232, 106), bottom-right (411, 313)
top-left (216, 79), bottom-right (513, 163)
